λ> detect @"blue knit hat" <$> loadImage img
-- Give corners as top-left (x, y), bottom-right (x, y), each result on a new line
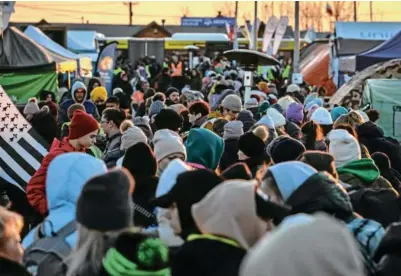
top-left (149, 100), bottom-right (165, 118)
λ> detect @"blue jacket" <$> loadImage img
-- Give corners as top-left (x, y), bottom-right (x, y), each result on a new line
top-left (22, 153), bottom-right (107, 249)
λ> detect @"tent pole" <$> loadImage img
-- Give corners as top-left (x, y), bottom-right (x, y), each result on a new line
top-left (68, 72), bottom-right (71, 89)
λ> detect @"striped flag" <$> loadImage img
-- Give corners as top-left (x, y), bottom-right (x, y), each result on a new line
top-left (0, 86), bottom-right (50, 193)
top-left (225, 21), bottom-right (234, 42)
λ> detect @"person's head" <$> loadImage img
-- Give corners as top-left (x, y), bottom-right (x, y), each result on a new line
top-left (301, 121), bottom-right (324, 150)
top-left (70, 169), bottom-right (135, 276)
top-left (105, 96), bottom-right (120, 109)
top-left (120, 124), bottom-right (148, 151)
top-left (328, 129), bottom-right (361, 168)
top-left (330, 106), bottom-right (348, 122)
top-left (144, 88), bottom-right (156, 100)
top-left (286, 102), bottom-right (304, 125)
top-left (23, 98), bottom-right (40, 121)
top-left (0, 207), bottom-right (24, 263)
top-left (267, 136), bottom-right (306, 164)
top-left (123, 142), bottom-right (157, 179)
top-left (153, 92), bottom-right (166, 103)
top-left (165, 87), bottom-right (180, 104)
top-left (298, 151), bottom-right (338, 180)
top-left (188, 101), bottom-right (210, 125)
top-left (310, 107), bottom-right (333, 137)
top-left (154, 109), bottom-right (183, 132)
top-left (141, 81), bottom-right (150, 91)
top-left (90, 86), bottom-right (108, 106)
top-left (333, 123), bottom-right (358, 139)
top-left (191, 69), bottom-right (198, 77)
top-left (366, 109), bottom-right (380, 123)
top-left (101, 108), bottom-right (126, 135)
top-left (149, 101), bottom-right (166, 119)
top-left (71, 81), bottom-right (87, 104)
top-left (172, 55), bottom-right (178, 63)
top-left (237, 129), bottom-right (266, 161)
top-left (68, 110), bottom-right (100, 149)
top-left (220, 94), bottom-right (242, 120)
top-left (333, 111), bottom-right (363, 129)
top-left (67, 103), bottom-right (86, 120)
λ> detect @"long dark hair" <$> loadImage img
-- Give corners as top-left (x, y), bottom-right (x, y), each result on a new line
top-left (301, 121), bottom-right (324, 150)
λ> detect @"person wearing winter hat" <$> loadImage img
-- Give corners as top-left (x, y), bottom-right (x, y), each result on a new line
top-left (219, 121), bottom-right (244, 171)
top-left (277, 95), bottom-right (296, 113)
top-left (372, 152), bottom-right (401, 193)
top-left (301, 121), bottom-right (327, 151)
top-left (258, 81), bottom-right (269, 94)
top-left (221, 163), bottom-right (253, 180)
top-left (268, 136), bottom-right (306, 164)
top-left (220, 94), bottom-right (242, 121)
top-left (297, 151), bottom-right (338, 180)
top-left (256, 101), bottom-right (270, 119)
top-left (153, 92), bottom-right (166, 104)
top-left (286, 102), bottom-right (304, 125)
top-left (101, 108), bottom-right (126, 168)
top-left (58, 81), bottom-right (99, 129)
top-left (27, 110), bottom-right (100, 216)
top-left (333, 110), bottom-right (364, 129)
top-left (330, 106), bottom-right (348, 122)
top-left (23, 98), bottom-right (40, 122)
top-left (165, 87), bottom-right (180, 106)
top-left (168, 103), bottom-right (187, 115)
top-left (266, 107), bottom-right (286, 134)
top-left (171, 180), bottom-right (268, 276)
top-left (188, 101), bottom-right (210, 128)
top-left (306, 104), bottom-right (320, 120)
top-left (237, 110), bottom-right (256, 132)
top-left (116, 124), bottom-right (148, 167)
top-left (101, 232), bottom-right (170, 276)
top-left (30, 104), bottom-right (58, 145)
top-left (329, 129), bottom-right (393, 190)
top-left (185, 128), bottom-right (224, 170)
top-left (237, 127), bottom-right (267, 177)
top-left (333, 123), bottom-right (371, 159)
top-left (133, 116), bottom-right (153, 141)
top-left (244, 98), bottom-right (259, 110)
top-left (68, 169), bottom-right (135, 276)
top-left (310, 107), bottom-right (333, 137)
top-left (122, 143), bottom-right (158, 228)
top-left (239, 214), bottom-right (365, 276)
top-left (90, 86), bottom-right (108, 115)
top-left (356, 110), bottom-right (370, 123)
top-left (303, 92), bottom-right (318, 106)
top-left (211, 118), bottom-right (228, 138)
top-left (23, 153), bottom-right (107, 263)
top-left (153, 129), bottom-right (187, 176)
top-left (149, 100), bottom-right (165, 119)
top-left (154, 108), bottom-right (183, 133)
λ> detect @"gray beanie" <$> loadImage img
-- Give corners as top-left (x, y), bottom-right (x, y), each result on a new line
top-left (121, 126), bottom-right (148, 150)
top-left (149, 100), bottom-right (165, 118)
top-left (223, 121), bottom-right (244, 140)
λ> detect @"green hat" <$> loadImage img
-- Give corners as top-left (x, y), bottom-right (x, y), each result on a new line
top-left (257, 101), bottom-right (270, 115)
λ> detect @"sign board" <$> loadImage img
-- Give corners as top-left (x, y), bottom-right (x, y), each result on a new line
top-left (165, 40), bottom-right (206, 50)
top-left (292, 73), bottom-right (303, 85)
top-left (181, 17), bottom-right (236, 27)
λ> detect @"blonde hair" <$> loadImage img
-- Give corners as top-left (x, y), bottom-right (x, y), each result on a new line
top-left (252, 125), bottom-right (269, 142)
top-left (333, 111), bottom-right (363, 129)
top-left (120, 120), bottom-right (134, 133)
top-left (0, 207), bottom-right (23, 249)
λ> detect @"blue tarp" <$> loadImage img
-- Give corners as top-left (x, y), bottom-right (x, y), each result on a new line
top-left (356, 29), bottom-right (401, 71)
top-left (67, 30), bottom-right (97, 52)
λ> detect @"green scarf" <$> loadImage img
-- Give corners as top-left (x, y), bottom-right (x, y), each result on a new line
top-left (337, 159), bottom-right (380, 184)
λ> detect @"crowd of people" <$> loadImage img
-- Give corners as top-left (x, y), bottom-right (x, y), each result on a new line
top-left (1, 52), bottom-right (401, 276)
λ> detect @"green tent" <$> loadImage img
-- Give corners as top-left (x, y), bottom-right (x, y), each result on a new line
top-left (0, 27), bottom-right (57, 103)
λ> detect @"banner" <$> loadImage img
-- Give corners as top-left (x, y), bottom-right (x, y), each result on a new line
top-left (181, 17), bottom-right (236, 27)
top-left (262, 16), bottom-right (279, 53)
top-left (225, 21), bottom-right (234, 42)
top-left (0, 1), bottom-right (15, 33)
top-left (272, 16), bottom-right (289, 55)
top-left (245, 19), bottom-right (261, 50)
top-left (95, 42), bottom-right (118, 96)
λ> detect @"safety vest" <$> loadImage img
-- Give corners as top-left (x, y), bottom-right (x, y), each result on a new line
top-left (267, 67), bottom-right (275, 81)
top-left (163, 62), bottom-right (169, 69)
top-left (170, 62), bottom-right (182, 77)
top-left (145, 65), bottom-right (151, 79)
top-left (282, 64), bottom-right (291, 79)
top-left (187, 234), bottom-right (242, 249)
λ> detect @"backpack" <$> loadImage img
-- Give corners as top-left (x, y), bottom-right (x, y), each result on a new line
top-left (23, 221), bottom-right (76, 276)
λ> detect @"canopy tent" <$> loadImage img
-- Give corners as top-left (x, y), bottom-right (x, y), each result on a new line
top-left (300, 40), bottom-right (336, 96)
top-left (67, 30), bottom-right (99, 67)
top-left (356, 29), bottom-right (401, 71)
top-left (24, 25), bottom-right (92, 73)
top-left (0, 27), bottom-right (57, 103)
top-left (329, 58), bottom-right (401, 109)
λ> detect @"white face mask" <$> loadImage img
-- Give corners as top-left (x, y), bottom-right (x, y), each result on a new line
top-left (189, 113), bottom-right (201, 125)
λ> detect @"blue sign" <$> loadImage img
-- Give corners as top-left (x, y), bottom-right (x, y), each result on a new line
top-left (95, 42), bottom-right (118, 96)
top-left (181, 17), bottom-right (236, 27)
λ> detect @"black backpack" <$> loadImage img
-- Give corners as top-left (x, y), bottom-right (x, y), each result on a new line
top-left (23, 221), bottom-right (76, 276)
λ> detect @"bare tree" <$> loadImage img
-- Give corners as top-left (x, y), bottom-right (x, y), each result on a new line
top-left (300, 2), bottom-right (324, 31)
top-left (326, 1), bottom-right (354, 21)
top-left (218, 2), bottom-right (235, 17)
top-left (262, 2), bottom-right (275, 21)
top-left (181, 6), bottom-right (191, 17)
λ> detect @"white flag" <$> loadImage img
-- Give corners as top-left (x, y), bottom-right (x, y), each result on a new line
top-left (0, 1), bottom-right (15, 31)
top-left (262, 16), bottom-right (279, 53)
top-left (272, 16), bottom-right (289, 56)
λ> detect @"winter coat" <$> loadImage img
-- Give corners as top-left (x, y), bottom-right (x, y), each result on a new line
top-left (285, 120), bottom-right (302, 140)
top-left (220, 138), bottom-right (239, 171)
top-left (357, 122), bottom-right (401, 173)
top-left (337, 159), bottom-right (394, 189)
top-left (26, 138), bottom-right (85, 216)
top-left (31, 109), bottom-right (57, 145)
top-left (132, 176), bottom-right (158, 228)
top-left (102, 132), bottom-right (123, 168)
top-left (23, 153), bottom-right (107, 249)
top-left (57, 82), bottom-right (99, 128)
top-left (375, 222), bottom-right (401, 276)
top-left (0, 257), bottom-right (30, 276)
top-left (171, 237), bottom-right (246, 276)
top-left (241, 156), bottom-right (265, 178)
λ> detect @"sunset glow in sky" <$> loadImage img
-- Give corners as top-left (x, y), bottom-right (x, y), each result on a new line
top-left (11, 1), bottom-right (401, 31)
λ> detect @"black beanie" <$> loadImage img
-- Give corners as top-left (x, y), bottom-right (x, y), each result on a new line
top-left (76, 169), bottom-right (135, 231)
top-left (154, 109), bottom-right (183, 132)
top-left (165, 87), bottom-right (179, 98)
top-left (122, 142), bottom-right (157, 179)
top-left (221, 163), bottom-right (253, 180)
top-left (270, 136), bottom-right (306, 164)
top-left (238, 132), bottom-right (265, 158)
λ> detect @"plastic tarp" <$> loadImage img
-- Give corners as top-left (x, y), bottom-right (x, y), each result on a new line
top-left (300, 41), bottom-right (336, 96)
top-left (356, 29), bottom-right (401, 71)
top-left (67, 30), bottom-right (97, 52)
top-left (363, 79), bottom-right (401, 140)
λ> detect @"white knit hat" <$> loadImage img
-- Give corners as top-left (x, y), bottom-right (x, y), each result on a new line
top-left (153, 129), bottom-right (187, 163)
top-left (328, 129), bottom-right (361, 168)
top-left (355, 110), bottom-right (370, 123)
top-left (277, 95), bottom-right (296, 112)
top-left (244, 98), bottom-right (259, 109)
top-left (23, 101), bottom-right (40, 116)
top-left (223, 121), bottom-right (244, 140)
top-left (120, 126), bottom-right (148, 150)
top-left (310, 107), bottom-right (333, 125)
top-left (286, 84), bottom-right (300, 93)
top-left (266, 108), bottom-right (286, 127)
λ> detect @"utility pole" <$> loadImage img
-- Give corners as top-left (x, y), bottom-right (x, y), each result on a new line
top-left (252, 1), bottom-right (258, 51)
top-left (234, 1), bottom-right (239, 49)
top-left (293, 1), bottom-right (300, 74)
top-left (129, 2), bottom-right (133, 26)
top-left (370, 1), bottom-right (373, 21)
top-left (353, 1), bottom-right (357, 22)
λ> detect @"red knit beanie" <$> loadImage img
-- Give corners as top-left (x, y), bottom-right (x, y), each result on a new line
top-left (69, 110), bottom-right (99, 140)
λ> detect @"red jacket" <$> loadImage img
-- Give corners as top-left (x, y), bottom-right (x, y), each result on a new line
top-left (26, 138), bottom-right (84, 216)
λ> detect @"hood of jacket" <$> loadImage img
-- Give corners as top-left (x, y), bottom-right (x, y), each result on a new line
top-left (337, 158), bottom-right (380, 185)
top-left (22, 153), bottom-right (106, 249)
top-left (156, 159), bottom-right (192, 197)
top-left (240, 214), bottom-right (364, 276)
top-left (71, 81), bottom-right (87, 103)
top-left (357, 121), bottom-right (384, 139)
top-left (185, 128), bottom-right (224, 170)
top-left (192, 180), bottom-right (267, 250)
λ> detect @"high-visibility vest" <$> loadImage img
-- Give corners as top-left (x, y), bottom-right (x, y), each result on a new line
top-left (170, 62), bottom-right (182, 77)
top-left (282, 64), bottom-right (291, 79)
